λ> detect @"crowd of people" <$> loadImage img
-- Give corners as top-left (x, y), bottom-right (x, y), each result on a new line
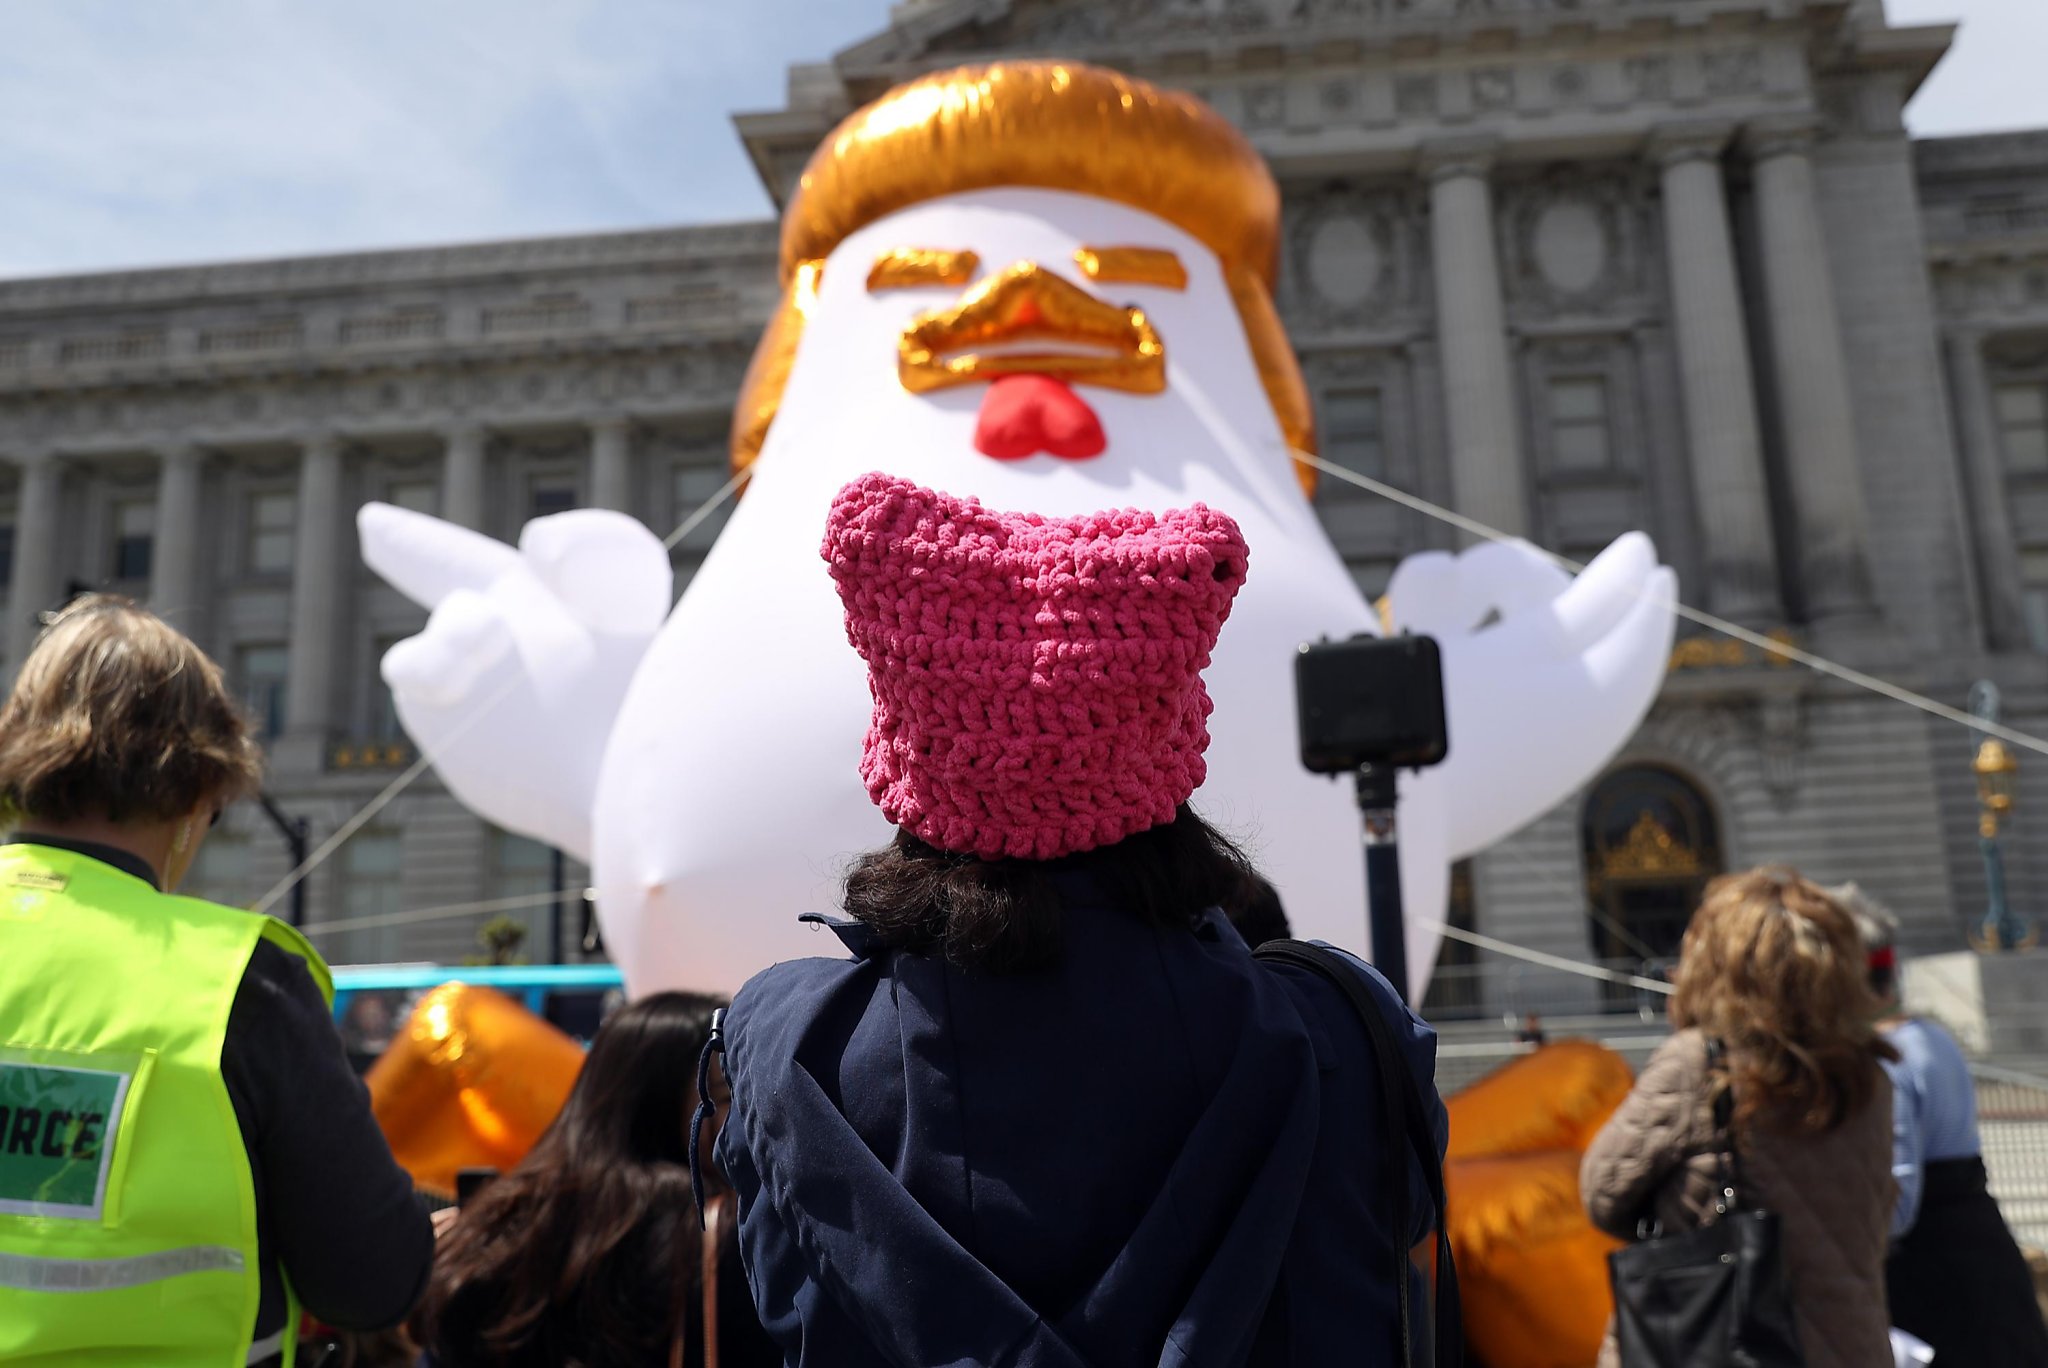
top-left (2, 473), bottom-right (2045, 1367)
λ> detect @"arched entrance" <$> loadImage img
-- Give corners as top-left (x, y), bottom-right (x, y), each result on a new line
top-left (1582, 765), bottom-right (1724, 1007)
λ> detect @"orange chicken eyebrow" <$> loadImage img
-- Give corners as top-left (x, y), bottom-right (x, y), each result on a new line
top-left (867, 249), bottom-right (982, 290)
top-left (1074, 246), bottom-right (1188, 290)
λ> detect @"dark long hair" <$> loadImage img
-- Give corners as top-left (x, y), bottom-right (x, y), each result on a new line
top-left (842, 804), bottom-right (1262, 973)
top-left (412, 992), bottom-right (725, 1367)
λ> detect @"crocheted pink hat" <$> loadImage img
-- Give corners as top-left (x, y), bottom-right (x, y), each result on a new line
top-left (822, 473), bottom-right (1249, 861)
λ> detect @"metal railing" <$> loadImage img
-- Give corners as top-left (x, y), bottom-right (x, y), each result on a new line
top-left (1974, 1063), bottom-right (2048, 1252)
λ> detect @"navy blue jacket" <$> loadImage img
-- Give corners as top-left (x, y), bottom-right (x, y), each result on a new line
top-left (714, 885), bottom-right (1445, 1368)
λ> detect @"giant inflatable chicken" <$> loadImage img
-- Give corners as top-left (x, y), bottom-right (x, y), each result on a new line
top-left (361, 61), bottom-right (1676, 1000)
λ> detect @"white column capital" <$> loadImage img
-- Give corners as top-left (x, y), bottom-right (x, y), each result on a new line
top-left (1740, 113), bottom-right (1823, 163)
top-left (1418, 136), bottom-right (1499, 185)
top-left (1646, 119), bottom-right (1734, 169)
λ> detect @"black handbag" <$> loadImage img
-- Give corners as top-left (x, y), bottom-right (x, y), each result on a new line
top-left (1253, 940), bottom-right (1461, 1368)
top-left (1608, 1043), bottom-right (1806, 1368)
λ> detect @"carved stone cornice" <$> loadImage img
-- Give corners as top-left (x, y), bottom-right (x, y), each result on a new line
top-left (1418, 135), bottom-right (1500, 185)
top-left (1645, 119), bottom-right (1736, 170)
top-left (0, 223), bottom-right (777, 315)
top-left (1740, 112), bottom-right (1825, 163)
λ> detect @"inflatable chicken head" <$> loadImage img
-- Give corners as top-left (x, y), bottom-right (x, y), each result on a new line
top-left (731, 60), bottom-right (1318, 517)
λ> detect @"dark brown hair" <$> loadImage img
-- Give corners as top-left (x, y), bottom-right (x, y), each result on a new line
top-left (0, 594), bottom-right (262, 825)
top-left (412, 992), bottom-right (727, 1368)
top-left (842, 804), bottom-right (1263, 973)
top-left (1671, 866), bottom-right (1898, 1136)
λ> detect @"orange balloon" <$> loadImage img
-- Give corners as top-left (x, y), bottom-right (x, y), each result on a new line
top-left (1446, 1149), bottom-right (1621, 1368)
top-left (1445, 1039), bottom-right (1633, 1162)
top-left (365, 983), bottom-right (586, 1197)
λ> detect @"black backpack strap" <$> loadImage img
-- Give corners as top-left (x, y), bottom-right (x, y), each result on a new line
top-left (1255, 940), bottom-right (1462, 1368)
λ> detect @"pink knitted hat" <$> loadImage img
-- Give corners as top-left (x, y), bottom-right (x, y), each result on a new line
top-left (822, 472), bottom-right (1249, 862)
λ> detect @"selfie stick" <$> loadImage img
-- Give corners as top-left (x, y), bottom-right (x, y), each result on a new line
top-left (1355, 763), bottom-right (1408, 1005)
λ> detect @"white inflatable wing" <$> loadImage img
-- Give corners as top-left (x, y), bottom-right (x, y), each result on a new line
top-left (1391, 533), bottom-right (1678, 860)
top-left (359, 504), bottom-right (674, 863)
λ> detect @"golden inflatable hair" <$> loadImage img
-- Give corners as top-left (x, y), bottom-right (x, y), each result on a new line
top-left (729, 60), bottom-right (1316, 493)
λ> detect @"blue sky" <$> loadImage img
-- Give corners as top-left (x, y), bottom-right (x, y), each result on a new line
top-left (0, 0), bottom-right (2040, 280)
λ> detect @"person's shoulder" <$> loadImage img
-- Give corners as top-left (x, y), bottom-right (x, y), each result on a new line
top-left (1256, 941), bottom-right (1435, 1066)
top-left (1638, 1028), bottom-right (1712, 1090)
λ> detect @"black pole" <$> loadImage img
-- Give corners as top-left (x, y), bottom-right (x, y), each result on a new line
top-left (254, 793), bottom-right (311, 928)
top-left (1355, 764), bottom-right (1408, 1004)
top-left (548, 846), bottom-right (567, 965)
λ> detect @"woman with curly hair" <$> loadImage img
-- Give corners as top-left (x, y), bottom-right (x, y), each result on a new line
top-left (1581, 867), bottom-right (1898, 1368)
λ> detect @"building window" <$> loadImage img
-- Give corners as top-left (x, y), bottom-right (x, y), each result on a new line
top-left (1317, 388), bottom-right (1386, 491)
top-left (0, 523), bottom-right (13, 590)
top-left (370, 634), bottom-right (408, 741)
top-left (247, 490), bottom-right (296, 574)
top-left (387, 480), bottom-right (438, 516)
top-left (1582, 765), bottom-right (1724, 1011)
top-left (236, 643), bottom-right (290, 739)
top-left (112, 500), bottom-right (155, 581)
top-left (1549, 377), bottom-right (1611, 472)
top-left (340, 831), bottom-right (404, 965)
top-left (529, 482), bottom-right (578, 519)
top-left (490, 830), bottom-right (558, 963)
top-left (1997, 382), bottom-right (2048, 474)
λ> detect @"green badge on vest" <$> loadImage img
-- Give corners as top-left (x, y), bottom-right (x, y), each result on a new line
top-left (0, 1060), bottom-right (130, 1220)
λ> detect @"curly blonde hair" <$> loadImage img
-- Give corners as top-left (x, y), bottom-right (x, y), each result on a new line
top-left (0, 595), bottom-right (263, 825)
top-left (1670, 866), bottom-right (1897, 1136)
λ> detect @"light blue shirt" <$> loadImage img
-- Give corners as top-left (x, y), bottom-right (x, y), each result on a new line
top-left (1884, 1016), bottom-right (1982, 1237)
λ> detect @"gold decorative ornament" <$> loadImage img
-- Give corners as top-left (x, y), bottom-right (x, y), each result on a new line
top-left (728, 60), bottom-right (1319, 495)
top-left (1074, 246), bottom-right (1189, 291)
top-left (867, 248), bottom-right (982, 291)
top-left (1600, 810), bottom-right (1701, 882)
top-left (897, 262), bottom-right (1165, 396)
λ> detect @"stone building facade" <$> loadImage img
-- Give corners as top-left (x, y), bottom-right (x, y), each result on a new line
top-left (3, 0), bottom-right (2046, 1012)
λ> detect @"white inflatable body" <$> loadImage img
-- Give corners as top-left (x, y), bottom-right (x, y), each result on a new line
top-left (364, 188), bottom-right (1677, 1000)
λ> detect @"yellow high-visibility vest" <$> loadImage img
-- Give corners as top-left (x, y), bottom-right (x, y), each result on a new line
top-left (0, 842), bottom-right (333, 1367)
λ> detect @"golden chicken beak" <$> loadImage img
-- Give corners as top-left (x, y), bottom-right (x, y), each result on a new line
top-left (898, 262), bottom-right (1166, 396)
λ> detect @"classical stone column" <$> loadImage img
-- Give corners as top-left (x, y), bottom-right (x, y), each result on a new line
top-left (6, 453), bottom-right (63, 669)
top-left (1650, 123), bottom-right (1782, 625)
top-left (589, 416), bottom-right (633, 514)
top-left (149, 444), bottom-right (207, 631)
top-left (1946, 327), bottom-right (2028, 647)
top-left (442, 423), bottom-right (487, 531)
top-left (284, 433), bottom-right (345, 741)
top-left (1745, 116), bottom-right (1875, 623)
top-left (1423, 139), bottom-right (1529, 539)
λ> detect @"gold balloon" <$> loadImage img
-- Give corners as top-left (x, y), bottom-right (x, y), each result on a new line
top-left (783, 61), bottom-right (1277, 288)
top-left (365, 983), bottom-right (586, 1197)
top-left (1445, 1037), bottom-right (1635, 1162)
top-left (728, 60), bottom-right (1320, 496)
top-left (867, 248), bottom-right (982, 291)
top-left (1446, 1150), bottom-right (1621, 1368)
top-left (898, 262), bottom-right (1165, 396)
top-left (1440, 1041), bottom-right (1636, 1368)
top-left (1074, 246), bottom-right (1189, 291)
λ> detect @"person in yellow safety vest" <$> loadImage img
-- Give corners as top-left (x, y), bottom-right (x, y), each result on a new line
top-left (0, 595), bottom-right (433, 1367)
